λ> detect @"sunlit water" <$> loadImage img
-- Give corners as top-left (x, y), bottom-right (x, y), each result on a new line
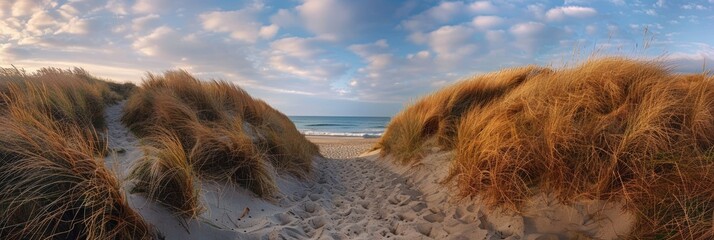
top-left (289, 116), bottom-right (391, 138)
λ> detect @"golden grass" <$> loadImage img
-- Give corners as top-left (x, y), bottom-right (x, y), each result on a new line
top-left (253, 100), bottom-right (319, 179)
top-left (0, 68), bottom-right (152, 239)
top-left (0, 67), bottom-right (125, 130)
top-left (123, 70), bottom-right (319, 202)
top-left (379, 57), bottom-right (714, 238)
top-left (129, 129), bottom-right (202, 218)
top-left (377, 65), bottom-right (547, 163)
top-left (190, 126), bottom-right (277, 196)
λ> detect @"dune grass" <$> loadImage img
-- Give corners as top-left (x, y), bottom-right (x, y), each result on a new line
top-left (376, 65), bottom-right (548, 163)
top-left (0, 68), bottom-right (152, 239)
top-left (377, 58), bottom-right (714, 238)
top-left (0, 67), bottom-right (127, 130)
top-left (123, 70), bottom-right (319, 209)
top-left (129, 129), bottom-right (202, 218)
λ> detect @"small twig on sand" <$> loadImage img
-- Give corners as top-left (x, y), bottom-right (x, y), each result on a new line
top-left (239, 207), bottom-right (250, 219)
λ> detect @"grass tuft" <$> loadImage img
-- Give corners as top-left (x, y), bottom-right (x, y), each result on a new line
top-left (129, 129), bottom-right (202, 218)
top-left (377, 65), bottom-right (546, 162)
top-left (379, 57), bottom-right (714, 238)
top-left (122, 70), bottom-right (319, 205)
top-left (0, 67), bottom-right (152, 239)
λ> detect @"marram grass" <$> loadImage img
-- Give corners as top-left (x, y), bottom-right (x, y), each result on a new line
top-left (129, 129), bottom-right (203, 218)
top-left (122, 70), bottom-right (319, 209)
top-left (378, 57), bottom-right (714, 239)
top-left (0, 68), bottom-right (153, 239)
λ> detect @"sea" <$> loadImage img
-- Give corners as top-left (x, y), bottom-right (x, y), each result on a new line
top-left (289, 116), bottom-right (391, 138)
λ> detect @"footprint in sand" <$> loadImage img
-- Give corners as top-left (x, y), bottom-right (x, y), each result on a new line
top-left (271, 213), bottom-right (294, 226)
top-left (423, 212), bottom-right (445, 223)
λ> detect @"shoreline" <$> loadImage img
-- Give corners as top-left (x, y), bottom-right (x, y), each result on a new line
top-left (305, 135), bottom-right (378, 159)
top-left (305, 135), bottom-right (379, 144)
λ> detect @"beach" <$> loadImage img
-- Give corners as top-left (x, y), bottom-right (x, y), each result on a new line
top-left (104, 104), bottom-right (492, 239)
top-left (306, 136), bottom-right (378, 159)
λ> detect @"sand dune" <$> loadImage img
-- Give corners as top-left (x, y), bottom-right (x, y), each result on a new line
top-left (104, 102), bottom-right (629, 239)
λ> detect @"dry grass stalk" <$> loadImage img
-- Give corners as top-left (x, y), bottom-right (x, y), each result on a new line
top-left (129, 129), bottom-right (203, 218)
top-left (122, 70), bottom-right (319, 203)
top-left (0, 68), bottom-right (152, 239)
top-left (379, 57), bottom-right (714, 238)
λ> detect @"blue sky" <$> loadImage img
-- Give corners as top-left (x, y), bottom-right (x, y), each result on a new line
top-left (1, 0), bottom-right (713, 116)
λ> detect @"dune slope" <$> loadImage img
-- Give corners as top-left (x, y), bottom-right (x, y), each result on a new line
top-left (377, 58), bottom-right (714, 239)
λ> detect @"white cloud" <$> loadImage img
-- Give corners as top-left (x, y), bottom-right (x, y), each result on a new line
top-left (363, 54), bottom-right (392, 71)
top-left (346, 40), bottom-right (443, 101)
top-left (472, 16), bottom-right (504, 30)
top-left (133, 0), bottom-right (171, 14)
top-left (132, 14), bottom-right (160, 32)
top-left (349, 40), bottom-right (392, 70)
top-left (428, 25), bottom-right (478, 62)
top-left (259, 24), bottom-right (279, 39)
top-left (665, 48), bottom-right (714, 72)
top-left (132, 26), bottom-right (173, 56)
top-left (510, 21), bottom-right (548, 53)
top-left (26, 11), bottom-right (57, 34)
top-left (401, 1), bottom-right (465, 32)
top-left (469, 1), bottom-right (497, 13)
top-left (0, 2), bottom-right (12, 17)
top-left (407, 50), bottom-right (430, 60)
top-left (349, 39), bottom-right (389, 58)
top-left (297, 0), bottom-right (353, 41)
top-left (105, 0), bottom-right (128, 15)
top-left (267, 54), bottom-right (348, 81)
top-left (527, 4), bottom-right (546, 19)
top-left (57, 3), bottom-right (80, 18)
top-left (131, 25), bottom-right (258, 79)
top-left (270, 37), bottom-right (323, 58)
top-left (131, 0), bottom-right (218, 14)
top-left (55, 17), bottom-right (91, 35)
top-left (293, 0), bottom-right (401, 41)
top-left (270, 9), bottom-right (298, 28)
top-left (511, 22), bottom-right (545, 37)
top-left (408, 32), bottom-right (428, 44)
top-left (200, 8), bottom-right (277, 42)
top-left (682, 4), bottom-right (707, 10)
top-left (0, 18), bottom-right (24, 40)
top-left (656, 0), bottom-right (665, 7)
top-left (545, 6), bottom-right (597, 21)
top-left (11, 0), bottom-right (54, 17)
top-left (267, 36), bottom-right (347, 81)
top-left (57, 0), bottom-right (105, 18)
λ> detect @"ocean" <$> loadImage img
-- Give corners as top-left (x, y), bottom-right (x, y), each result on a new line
top-left (289, 116), bottom-right (391, 138)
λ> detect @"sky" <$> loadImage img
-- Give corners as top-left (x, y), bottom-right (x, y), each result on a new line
top-left (1, 0), bottom-right (713, 116)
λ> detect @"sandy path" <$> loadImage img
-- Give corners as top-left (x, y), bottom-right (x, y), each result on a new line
top-left (254, 156), bottom-right (485, 239)
top-left (307, 136), bottom-right (377, 159)
top-left (103, 102), bottom-right (491, 239)
top-left (104, 101), bottom-right (145, 178)
top-left (230, 140), bottom-right (491, 239)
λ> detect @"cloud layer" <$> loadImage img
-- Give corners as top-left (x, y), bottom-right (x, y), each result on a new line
top-left (1, 0), bottom-right (713, 116)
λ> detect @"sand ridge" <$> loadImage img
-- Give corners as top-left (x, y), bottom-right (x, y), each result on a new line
top-left (103, 102), bottom-right (627, 239)
top-left (104, 102), bottom-right (492, 239)
top-left (307, 136), bottom-right (377, 159)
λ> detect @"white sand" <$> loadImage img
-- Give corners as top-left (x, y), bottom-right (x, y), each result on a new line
top-left (361, 149), bottom-right (635, 239)
top-left (103, 102), bottom-right (633, 239)
top-left (307, 136), bottom-right (377, 159)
